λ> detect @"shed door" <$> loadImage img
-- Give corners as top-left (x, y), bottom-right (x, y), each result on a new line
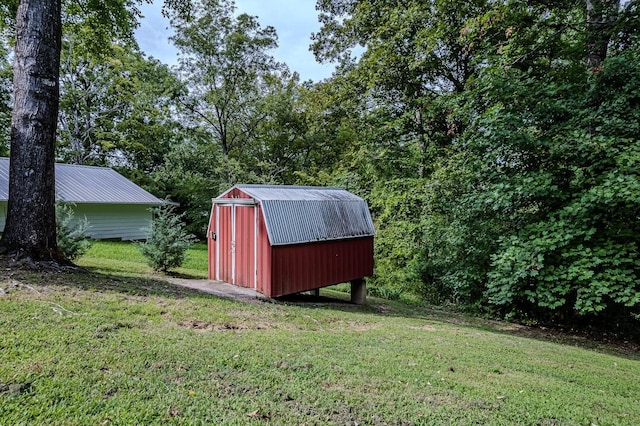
top-left (215, 203), bottom-right (257, 288)
top-left (234, 205), bottom-right (256, 288)
top-left (216, 205), bottom-right (233, 283)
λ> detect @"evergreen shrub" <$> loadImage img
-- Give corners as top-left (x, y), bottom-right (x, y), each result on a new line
top-left (56, 202), bottom-right (93, 261)
top-left (137, 205), bottom-right (195, 272)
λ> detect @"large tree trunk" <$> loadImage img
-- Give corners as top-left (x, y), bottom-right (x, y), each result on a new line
top-left (0, 0), bottom-right (62, 261)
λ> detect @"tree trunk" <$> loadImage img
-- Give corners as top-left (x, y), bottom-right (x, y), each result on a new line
top-left (0, 0), bottom-right (62, 261)
top-left (586, 0), bottom-right (619, 69)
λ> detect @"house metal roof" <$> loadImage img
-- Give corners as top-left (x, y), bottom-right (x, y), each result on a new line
top-left (218, 185), bottom-right (375, 246)
top-left (0, 157), bottom-right (163, 204)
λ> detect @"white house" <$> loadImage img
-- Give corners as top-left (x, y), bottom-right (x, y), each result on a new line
top-left (0, 157), bottom-right (165, 240)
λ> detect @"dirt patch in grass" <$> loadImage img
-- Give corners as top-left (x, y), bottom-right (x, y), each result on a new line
top-left (178, 319), bottom-right (240, 332)
top-left (177, 319), bottom-right (223, 331)
top-left (323, 319), bottom-right (380, 331)
top-left (409, 324), bottom-right (438, 331)
top-left (343, 320), bottom-right (380, 331)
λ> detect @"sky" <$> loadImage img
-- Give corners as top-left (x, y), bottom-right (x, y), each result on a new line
top-left (134, 0), bottom-right (336, 82)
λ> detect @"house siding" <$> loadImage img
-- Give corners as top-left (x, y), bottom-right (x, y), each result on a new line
top-left (0, 202), bottom-right (153, 241)
top-left (0, 201), bottom-right (6, 231)
top-left (73, 204), bottom-right (153, 240)
top-left (0, 158), bottom-right (164, 241)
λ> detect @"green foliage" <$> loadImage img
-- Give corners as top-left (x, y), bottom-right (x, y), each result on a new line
top-left (367, 285), bottom-right (403, 301)
top-left (168, 0), bottom-right (279, 157)
top-left (312, 0), bottom-right (640, 333)
top-left (61, 0), bottom-right (143, 57)
top-left (310, 0), bottom-right (489, 306)
top-left (448, 10), bottom-right (640, 325)
top-left (58, 40), bottom-right (182, 168)
top-left (148, 136), bottom-right (261, 238)
top-left (137, 205), bottom-right (196, 273)
top-left (0, 0), bottom-right (18, 34)
top-left (412, 153), bottom-right (505, 307)
top-left (367, 179), bottom-right (427, 294)
top-left (244, 71), bottom-right (315, 183)
top-left (1, 1), bottom-right (184, 168)
top-left (55, 202), bottom-right (93, 261)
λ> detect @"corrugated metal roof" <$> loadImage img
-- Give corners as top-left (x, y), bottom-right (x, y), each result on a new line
top-left (235, 184), bottom-right (366, 202)
top-left (0, 157), bottom-right (163, 204)
top-left (218, 185), bottom-right (375, 245)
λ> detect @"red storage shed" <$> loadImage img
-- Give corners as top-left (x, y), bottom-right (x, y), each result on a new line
top-left (207, 185), bottom-right (375, 302)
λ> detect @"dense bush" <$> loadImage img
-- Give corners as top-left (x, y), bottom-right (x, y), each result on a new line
top-left (461, 51), bottom-right (640, 324)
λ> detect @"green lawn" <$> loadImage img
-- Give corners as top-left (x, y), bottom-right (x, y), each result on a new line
top-left (1, 243), bottom-right (638, 425)
top-left (77, 240), bottom-right (209, 279)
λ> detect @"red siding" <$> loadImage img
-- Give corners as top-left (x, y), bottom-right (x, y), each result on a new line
top-left (227, 188), bottom-right (252, 199)
top-left (208, 187), bottom-right (374, 298)
top-left (207, 208), bottom-right (215, 280)
top-left (256, 203), bottom-right (272, 294)
top-left (218, 205), bottom-right (233, 283)
top-left (234, 205), bottom-right (255, 288)
top-left (268, 237), bottom-right (374, 298)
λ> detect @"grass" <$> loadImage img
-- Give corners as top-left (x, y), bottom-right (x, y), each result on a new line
top-left (1, 242), bottom-right (639, 425)
top-left (77, 241), bottom-right (209, 278)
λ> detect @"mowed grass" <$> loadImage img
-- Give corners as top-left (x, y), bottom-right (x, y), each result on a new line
top-left (1, 243), bottom-right (639, 425)
top-left (77, 241), bottom-right (209, 279)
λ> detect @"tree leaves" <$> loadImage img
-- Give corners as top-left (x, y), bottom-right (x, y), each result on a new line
top-left (314, 0), bottom-right (640, 330)
top-left (168, 0), bottom-right (279, 157)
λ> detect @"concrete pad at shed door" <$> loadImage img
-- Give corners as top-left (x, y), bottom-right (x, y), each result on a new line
top-left (166, 277), bottom-right (368, 306)
top-left (164, 278), bottom-right (267, 301)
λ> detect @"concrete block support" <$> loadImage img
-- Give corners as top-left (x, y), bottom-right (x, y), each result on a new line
top-left (350, 278), bottom-right (366, 305)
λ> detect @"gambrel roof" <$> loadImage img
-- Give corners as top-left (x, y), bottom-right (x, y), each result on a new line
top-left (0, 157), bottom-right (163, 205)
top-left (216, 184), bottom-right (375, 246)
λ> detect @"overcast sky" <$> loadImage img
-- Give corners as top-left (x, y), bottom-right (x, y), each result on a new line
top-left (134, 0), bottom-right (336, 82)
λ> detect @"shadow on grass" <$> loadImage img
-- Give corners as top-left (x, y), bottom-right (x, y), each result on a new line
top-left (0, 264), bottom-right (220, 303)
top-left (166, 270), bottom-right (208, 280)
top-left (275, 293), bottom-right (353, 305)
top-left (276, 288), bottom-right (640, 360)
top-left (3, 261), bottom-right (638, 360)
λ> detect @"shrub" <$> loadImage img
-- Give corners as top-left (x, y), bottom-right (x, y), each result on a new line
top-left (137, 205), bottom-right (196, 272)
top-left (369, 285), bottom-right (403, 301)
top-left (56, 202), bottom-right (93, 261)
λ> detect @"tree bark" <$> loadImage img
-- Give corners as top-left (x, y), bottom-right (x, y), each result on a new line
top-left (586, 0), bottom-right (619, 69)
top-left (0, 0), bottom-right (62, 261)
